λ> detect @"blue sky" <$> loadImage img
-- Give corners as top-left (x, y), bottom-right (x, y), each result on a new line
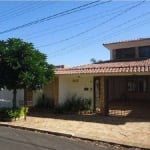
top-left (0, 1), bottom-right (150, 67)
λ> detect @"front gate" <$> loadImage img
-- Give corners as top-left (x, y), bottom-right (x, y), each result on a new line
top-left (108, 76), bottom-right (150, 118)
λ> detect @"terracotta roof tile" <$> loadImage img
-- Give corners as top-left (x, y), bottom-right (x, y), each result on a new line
top-left (55, 59), bottom-right (150, 75)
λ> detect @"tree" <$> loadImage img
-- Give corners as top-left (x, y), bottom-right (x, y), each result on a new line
top-left (90, 58), bottom-right (97, 64)
top-left (0, 38), bottom-right (54, 108)
top-left (90, 58), bottom-right (103, 64)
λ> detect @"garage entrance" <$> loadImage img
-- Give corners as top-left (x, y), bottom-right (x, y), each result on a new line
top-left (107, 76), bottom-right (150, 118)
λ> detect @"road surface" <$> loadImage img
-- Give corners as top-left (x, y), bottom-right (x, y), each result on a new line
top-left (0, 126), bottom-right (114, 150)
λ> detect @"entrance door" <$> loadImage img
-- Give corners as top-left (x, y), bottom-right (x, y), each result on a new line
top-left (93, 77), bottom-right (100, 111)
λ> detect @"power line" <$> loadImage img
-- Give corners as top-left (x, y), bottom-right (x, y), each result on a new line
top-left (37, 0), bottom-right (145, 49)
top-left (0, 2), bottom-right (27, 17)
top-left (20, 1), bottom-right (133, 39)
top-left (25, 1), bottom-right (134, 41)
top-left (102, 16), bottom-right (150, 41)
top-left (0, 0), bottom-right (109, 35)
top-left (0, 2), bottom-right (50, 24)
top-left (45, 2), bottom-right (149, 58)
top-left (98, 10), bottom-right (150, 40)
top-left (0, 2), bottom-right (36, 20)
top-left (56, 16), bottom-right (150, 59)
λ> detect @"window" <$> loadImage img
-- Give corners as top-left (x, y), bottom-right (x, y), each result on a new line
top-left (127, 78), bottom-right (147, 93)
top-left (115, 48), bottom-right (135, 60)
top-left (138, 79), bottom-right (147, 92)
top-left (139, 46), bottom-right (150, 58)
top-left (127, 79), bottom-right (136, 92)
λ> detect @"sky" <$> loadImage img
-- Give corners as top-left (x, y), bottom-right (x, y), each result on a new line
top-left (0, 0), bottom-right (150, 67)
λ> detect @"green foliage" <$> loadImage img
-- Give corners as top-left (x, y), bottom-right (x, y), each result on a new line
top-left (35, 96), bottom-right (54, 109)
top-left (55, 95), bottom-right (92, 113)
top-left (0, 38), bottom-right (54, 90)
top-left (0, 38), bottom-right (54, 108)
top-left (90, 58), bottom-right (103, 64)
top-left (0, 107), bottom-right (28, 121)
top-left (55, 105), bottom-right (65, 114)
top-left (63, 95), bottom-right (80, 112)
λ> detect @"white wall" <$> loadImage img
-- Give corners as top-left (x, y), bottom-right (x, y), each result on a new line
top-left (0, 89), bottom-right (24, 108)
top-left (59, 75), bottom-right (93, 105)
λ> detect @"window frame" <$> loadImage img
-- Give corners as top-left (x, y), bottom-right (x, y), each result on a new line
top-left (139, 46), bottom-right (150, 58)
top-left (127, 79), bottom-right (137, 92)
top-left (127, 78), bottom-right (148, 93)
top-left (115, 47), bottom-right (136, 60)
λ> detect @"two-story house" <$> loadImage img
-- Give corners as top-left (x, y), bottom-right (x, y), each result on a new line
top-left (42, 38), bottom-right (150, 117)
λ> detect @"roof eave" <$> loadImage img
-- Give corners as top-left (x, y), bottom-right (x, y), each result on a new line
top-left (55, 72), bottom-right (150, 76)
top-left (103, 38), bottom-right (150, 50)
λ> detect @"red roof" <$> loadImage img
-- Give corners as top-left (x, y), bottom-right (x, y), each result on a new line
top-left (55, 59), bottom-right (150, 75)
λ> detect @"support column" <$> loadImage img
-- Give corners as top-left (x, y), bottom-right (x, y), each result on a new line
top-left (54, 77), bottom-right (59, 105)
top-left (100, 76), bottom-right (109, 116)
top-left (43, 77), bottom-right (59, 106)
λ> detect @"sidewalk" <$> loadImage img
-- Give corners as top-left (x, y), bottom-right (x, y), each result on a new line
top-left (0, 113), bottom-right (150, 149)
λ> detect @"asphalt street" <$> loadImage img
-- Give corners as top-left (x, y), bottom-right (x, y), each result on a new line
top-left (0, 126), bottom-right (113, 150)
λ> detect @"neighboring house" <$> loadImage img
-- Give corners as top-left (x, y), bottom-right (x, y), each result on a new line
top-left (0, 89), bottom-right (42, 108)
top-left (0, 89), bottom-right (24, 108)
top-left (43, 38), bottom-right (150, 117)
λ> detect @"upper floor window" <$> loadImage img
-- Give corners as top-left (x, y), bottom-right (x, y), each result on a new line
top-left (139, 46), bottom-right (150, 58)
top-left (115, 48), bottom-right (135, 60)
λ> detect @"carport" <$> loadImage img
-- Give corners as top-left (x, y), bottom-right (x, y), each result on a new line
top-left (106, 76), bottom-right (150, 118)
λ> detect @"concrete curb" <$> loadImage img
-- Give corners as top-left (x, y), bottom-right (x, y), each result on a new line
top-left (0, 123), bottom-right (149, 150)
top-left (0, 123), bottom-right (72, 138)
top-left (72, 135), bottom-right (150, 150)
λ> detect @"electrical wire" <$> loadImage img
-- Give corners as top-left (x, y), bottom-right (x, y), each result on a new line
top-left (20, 1), bottom-right (133, 39)
top-left (0, 0), bottom-right (109, 35)
top-left (0, 2), bottom-right (50, 24)
top-left (36, 0), bottom-right (145, 48)
top-left (44, 2), bottom-right (149, 58)
top-left (0, 2), bottom-right (36, 20)
top-left (25, 1), bottom-right (134, 41)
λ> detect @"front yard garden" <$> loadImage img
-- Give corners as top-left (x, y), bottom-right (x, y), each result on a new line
top-left (35, 95), bottom-right (92, 114)
top-left (0, 107), bottom-right (28, 121)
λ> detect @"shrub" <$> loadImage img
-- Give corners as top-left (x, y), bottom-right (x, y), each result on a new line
top-left (55, 105), bottom-right (64, 114)
top-left (55, 95), bottom-right (92, 113)
top-left (35, 96), bottom-right (54, 109)
top-left (64, 96), bottom-right (81, 112)
top-left (16, 107), bottom-right (28, 118)
top-left (0, 107), bottom-right (28, 121)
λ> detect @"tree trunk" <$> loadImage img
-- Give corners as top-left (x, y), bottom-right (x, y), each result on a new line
top-left (24, 89), bottom-right (27, 120)
top-left (13, 89), bottom-right (17, 108)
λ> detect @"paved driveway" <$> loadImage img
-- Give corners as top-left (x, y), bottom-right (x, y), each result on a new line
top-left (0, 113), bottom-right (150, 149)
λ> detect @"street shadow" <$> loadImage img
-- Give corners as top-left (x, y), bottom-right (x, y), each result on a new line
top-left (109, 99), bottom-right (150, 120)
top-left (28, 98), bottom-right (150, 125)
top-left (28, 110), bottom-right (150, 125)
